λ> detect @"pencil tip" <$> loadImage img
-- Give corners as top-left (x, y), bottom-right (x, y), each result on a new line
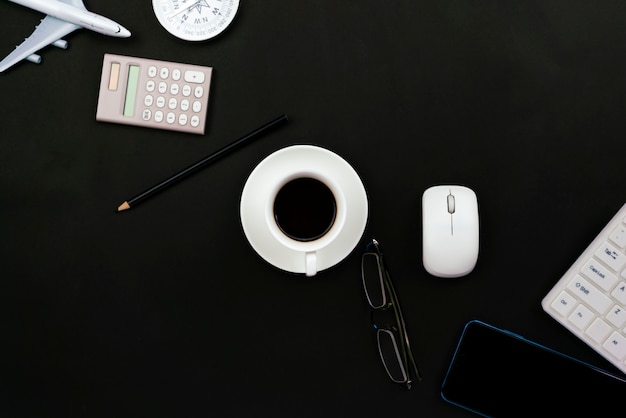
top-left (117, 202), bottom-right (130, 212)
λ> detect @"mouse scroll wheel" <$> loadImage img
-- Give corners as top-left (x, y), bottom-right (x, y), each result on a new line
top-left (447, 194), bottom-right (455, 214)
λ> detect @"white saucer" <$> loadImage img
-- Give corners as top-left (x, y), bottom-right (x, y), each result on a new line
top-left (240, 145), bottom-right (369, 275)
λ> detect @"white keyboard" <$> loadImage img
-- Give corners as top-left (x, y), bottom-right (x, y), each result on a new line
top-left (542, 203), bottom-right (626, 375)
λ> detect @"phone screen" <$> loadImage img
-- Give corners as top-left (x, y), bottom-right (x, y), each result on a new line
top-left (441, 320), bottom-right (626, 417)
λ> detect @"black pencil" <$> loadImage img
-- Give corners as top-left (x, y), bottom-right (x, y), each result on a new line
top-left (117, 114), bottom-right (289, 212)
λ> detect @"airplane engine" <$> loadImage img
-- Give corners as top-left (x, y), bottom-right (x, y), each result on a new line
top-left (52, 40), bottom-right (68, 49)
top-left (26, 54), bottom-right (42, 64)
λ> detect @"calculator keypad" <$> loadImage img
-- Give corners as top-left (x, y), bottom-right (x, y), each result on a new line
top-left (141, 64), bottom-right (206, 129)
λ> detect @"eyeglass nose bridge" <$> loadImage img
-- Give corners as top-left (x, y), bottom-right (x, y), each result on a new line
top-left (370, 303), bottom-right (398, 330)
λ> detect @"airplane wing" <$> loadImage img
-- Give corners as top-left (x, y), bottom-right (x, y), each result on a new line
top-left (0, 15), bottom-right (81, 73)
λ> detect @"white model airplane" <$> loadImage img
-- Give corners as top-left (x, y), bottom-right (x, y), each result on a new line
top-left (0, 0), bottom-right (131, 73)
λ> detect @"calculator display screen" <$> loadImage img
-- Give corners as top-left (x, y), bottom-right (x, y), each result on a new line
top-left (123, 65), bottom-right (140, 117)
top-left (441, 320), bottom-right (626, 416)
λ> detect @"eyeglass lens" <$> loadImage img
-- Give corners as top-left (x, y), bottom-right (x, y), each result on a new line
top-left (362, 252), bottom-right (386, 308)
top-left (377, 328), bottom-right (408, 383)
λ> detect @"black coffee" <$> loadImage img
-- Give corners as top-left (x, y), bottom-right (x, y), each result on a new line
top-left (273, 177), bottom-right (337, 242)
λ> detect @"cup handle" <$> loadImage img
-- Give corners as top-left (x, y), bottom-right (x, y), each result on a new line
top-left (305, 252), bottom-right (317, 277)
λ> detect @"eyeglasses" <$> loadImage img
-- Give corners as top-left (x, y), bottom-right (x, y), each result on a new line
top-left (361, 238), bottom-right (422, 389)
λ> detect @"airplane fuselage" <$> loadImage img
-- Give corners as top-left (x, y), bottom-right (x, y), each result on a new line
top-left (9, 0), bottom-right (131, 37)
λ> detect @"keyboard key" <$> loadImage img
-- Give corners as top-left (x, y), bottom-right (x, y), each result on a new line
top-left (609, 224), bottom-right (626, 248)
top-left (612, 282), bottom-right (626, 305)
top-left (550, 291), bottom-right (577, 317)
top-left (594, 242), bottom-right (626, 272)
top-left (602, 331), bottom-right (626, 360)
top-left (566, 275), bottom-right (612, 315)
top-left (568, 304), bottom-right (594, 330)
top-left (581, 259), bottom-right (618, 291)
top-left (586, 318), bottom-right (612, 344)
top-left (606, 305), bottom-right (626, 328)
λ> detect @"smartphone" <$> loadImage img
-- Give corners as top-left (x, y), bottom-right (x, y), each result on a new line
top-left (441, 320), bottom-right (626, 417)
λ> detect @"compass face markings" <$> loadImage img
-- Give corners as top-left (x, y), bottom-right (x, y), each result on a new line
top-left (152, 0), bottom-right (240, 41)
top-left (191, 1), bottom-right (210, 15)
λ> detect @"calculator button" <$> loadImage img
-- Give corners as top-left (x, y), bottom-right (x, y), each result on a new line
top-left (156, 96), bottom-right (166, 108)
top-left (194, 86), bottom-right (204, 98)
top-left (184, 70), bottom-right (205, 83)
top-left (191, 115), bottom-right (200, 127)
top-left (172, 69), bottom-right (181, 81)
top-left (148, 65), bottom-right (158, 77)
top-left (142, 109), bottom-right (152, 121)
top-left (192, 101), bottom-right (202, 113)
top-left (168, 98), bottom-right (177, 110)
top-left (182, 85), bottom-right (192, 97)
top-left (180, 99), bottom-right (190, 111)
top-left (160, 67), bottom-right (169, 79)
top-left (146, 80), bottom-right (155, 92)
top-left (144, 95), bottom-right (154, 107)
top-left (178, 114), bottom-right (188, 126)
top-left (170, 83), bottom-right (180, 95)
top-left (166, 112), bottom-right (176, 124)
top-left (158, 82), bottom-right (167, 94)
top-left (154, 111), bottom-right (164, 123)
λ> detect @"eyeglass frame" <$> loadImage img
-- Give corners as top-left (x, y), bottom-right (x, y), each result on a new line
top-left (361, 238), bottom-right (422, 389)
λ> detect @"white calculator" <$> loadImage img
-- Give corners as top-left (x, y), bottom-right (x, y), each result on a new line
top-left (96, 54), bottom-right (213, 134)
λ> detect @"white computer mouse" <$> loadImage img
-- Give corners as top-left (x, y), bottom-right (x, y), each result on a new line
top-left (422, 185), bottom-right (479, 278)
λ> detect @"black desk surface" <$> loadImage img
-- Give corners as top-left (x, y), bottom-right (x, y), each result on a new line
top-left (2, 1), bottom-right (625, 416)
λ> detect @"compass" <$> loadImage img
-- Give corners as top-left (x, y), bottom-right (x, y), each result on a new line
top-left (152, 0), bottom-right (240, 41)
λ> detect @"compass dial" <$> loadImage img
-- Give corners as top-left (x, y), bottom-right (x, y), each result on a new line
top-left (152, 0), bottom-right (240, 41)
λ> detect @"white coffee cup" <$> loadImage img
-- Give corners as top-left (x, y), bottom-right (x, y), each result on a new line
top-left (266, 173), bottom-right (347, 276)
top-left (240, 145), bottom-right (368, 277)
